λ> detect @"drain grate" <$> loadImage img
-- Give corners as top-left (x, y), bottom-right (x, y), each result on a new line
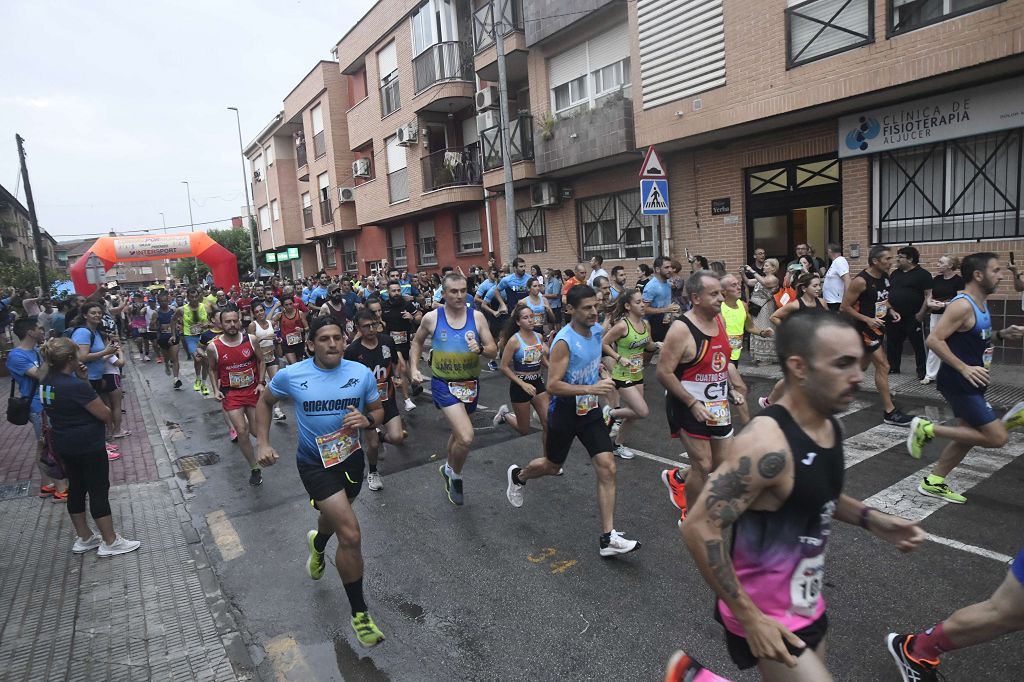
top-left (0, 481), bottom-right (31, 501)
top-left (175, 451), bottom-right (220, 478)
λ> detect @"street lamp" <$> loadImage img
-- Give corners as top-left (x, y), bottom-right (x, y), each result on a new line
top-left (182, 181), bottom-right (198, 282)
top-left (228, 106), bottom-right (259, 281)
top-left (159, 212), bottom-right (167, 233)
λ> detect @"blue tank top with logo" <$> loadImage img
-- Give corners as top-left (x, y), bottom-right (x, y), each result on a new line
top-left (525, 296), bottom-right (547, 330)
top-left (550, 322), bottom-right (603, 415)
top-left (430, 307), bottom-right (481, 381)
top-left (936, 293), bottom-right (991, 395)
top-left (512, 331), bottom-right (544, 378)
top-left (156, 308), bottom-right (175, 336)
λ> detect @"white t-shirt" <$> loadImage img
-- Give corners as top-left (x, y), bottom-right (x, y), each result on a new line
top-left (586, 268), bottom-right (609, 286)
top-left (822, 256), bottom-right (849, 304)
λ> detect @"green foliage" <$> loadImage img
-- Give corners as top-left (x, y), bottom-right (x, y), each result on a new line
top-left (0, 250), bottom-right (65, 296)
top-left (170, 228), bottom-right (253, 281)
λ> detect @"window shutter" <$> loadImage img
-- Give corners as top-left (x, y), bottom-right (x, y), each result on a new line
top-left (588, 24), bottom-right (630, 72)
top-left (386, 135), bottom-right (407, 171)
top-left (548, 42), bottom-right (588, 89)
top-left (377, 41), bottom-right (398, 83)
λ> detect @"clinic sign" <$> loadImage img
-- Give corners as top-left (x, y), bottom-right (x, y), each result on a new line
top-left (113, 235), bottom-right (192, 260)
top-left (839, 76), bottom-right (1024, 158)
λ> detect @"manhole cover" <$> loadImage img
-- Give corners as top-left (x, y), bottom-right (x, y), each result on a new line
top-left (175, 451), bottom-right (220, 478)
top-left (0, 481), bottom-right (31, 501)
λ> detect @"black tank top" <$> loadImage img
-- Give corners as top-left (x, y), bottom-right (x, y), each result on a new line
top-left (853, 270), bottom-right (889, 341)
top-left (323, 301), bottom-right (347, 328)
top-left (797, 297), bottom-right (827, 311)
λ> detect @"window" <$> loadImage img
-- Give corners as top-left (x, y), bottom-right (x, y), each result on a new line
top-left (549, 24), bottom-right (629, 115)
top-left (378, 41), bottom-right (401, 117)
top-left (318, 172), bottom-right (331, 224)
top-left (301, 192), bottom-right (313, 229)
top-left (874, 129), bottom-right (1022, 243)
top-left (456, 210), bottom-right (482, 253)
top-left (889, 0), bottom-right (1003, 36)
top-left (252, 153), bottom-right (264, 182)
top-left (386, 134), bottom-right (409, 203)
top-left (388, 226), bottom-right (407, 268)
top-left (516, 209), bottom-right (547, 254)
top-left (578, 189), bottom-right (659, 260)
top-left (553, 76), bottom-right (588, 113)
top-left (324, 241), bottom-right (337, 268)
top-left (787, 0), bottom-right (873, 68)
top-left (342, 237), bottom-right (357, 273)
top-left (592, 58), bottom-right (630, 97)
top-left (258, 204), bottom-right (270, 231)
top-left (265, 143), bottom-right (274, 166)
top-left (271, 199), bottom-right (280, 221)
top-left (417, 220), bottom-right (437, 266)
top-left (311, 104), bottom-right (326, 158)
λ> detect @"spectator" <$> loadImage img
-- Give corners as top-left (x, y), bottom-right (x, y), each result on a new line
top-left (669, 260), bottom-right (688, 314)
top-left (746, 258), bottom-right (780, 365)
top-left (40, 337), bottom-right (140, 557)
top-left (543, 267), bottom-right (562, 329)
top-left (635, 263), bottom-right (653, 291)
top-left (37, 299), bottom-right (54, 336)
top-left (49, 300), bottom-right (68, 338)
top-left (642, 256), bottom-right (679, 343)
top-left (922, 255), bottom-right (964, 385)
top-left (822, 242), bottom-right (850, 311)
top-left (530, 264), bottom-right (544, 286)
top-left (748, 247), bottom-right (767, 278)
top-left (887, 245), bottom-right (932, 379)
top-left (561, 263), bottom-right (587, 306)
top-left (586, 255), bottom-right (608, 286)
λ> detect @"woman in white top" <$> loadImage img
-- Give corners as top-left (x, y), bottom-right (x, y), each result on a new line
top-left (248, 301), bottom-right (286, 421)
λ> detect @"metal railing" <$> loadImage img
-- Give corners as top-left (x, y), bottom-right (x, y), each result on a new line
top-left (420, 145), bottom-right (481, 191)
top-left (313, 130), bottom-right (326, 159)
top-left (481, 114), bottom-right (534, 171)
top-left (296, 141), bottom-right (308, 168)
top-left (473, 0), bottom-right (524, 52)
top-left (380, 78), bottom-right (401, 117)
top-left (388, 167), bottom-right (410, 203)
top-left (319, 198), bottom-right (332, 225)
top-left (302, 206), bottom-right (314, 229)
top-left (413, 41), bottom-right (472, 94)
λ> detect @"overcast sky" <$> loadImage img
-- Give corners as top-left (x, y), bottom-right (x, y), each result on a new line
top-left (0, 0), bottom-right (375, 242)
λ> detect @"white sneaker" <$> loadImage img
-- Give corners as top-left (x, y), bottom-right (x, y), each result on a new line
top-left (614, 445), bottom-right (635, 460)
top-left (404, 398), bottom-right (416, 412)
top-left (367, 471), bottom-right (383, 491)
top-left (493, 404), bottom-right (511, 427)
top-left (758, 397), bottom-right (770, 409)
top-left (72, 534), bottom-right (102, 554)
top-left (602, 405), bottom-right (613, 427)
top-left (609, 419), bottom-right (622, 438)
top-left (97, 535), bottom-right (141, 557)
top-left (273, 406), bottom-right (287, 421)
top-left (506, 464), bottom-right (524, 507)
top-left (599, 529), bottom-right (640, 557)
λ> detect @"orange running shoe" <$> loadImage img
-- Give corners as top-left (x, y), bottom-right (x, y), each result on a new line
top-left (661, 468), bottom-right (688, 512)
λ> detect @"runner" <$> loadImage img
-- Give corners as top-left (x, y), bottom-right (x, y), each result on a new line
top-left (521, 278), bottom-right (554, 336)
top-left (680, 310), bottom-right (926, 679)
top-left (657, 271), bottom-right (738, 523)
top-left (275, 297), bottom-right (308, 365)
top-left (906, 252), bottom-right (1024, 503)
top-left (127, 293), bottom-right (151, 361)
top-left (493, 303), bottom-right (549, 441)
top-left (248, 301), bottom-right (287, 421)
top-left (253, 315), bottom-right (386, 647)
top-left (318, 284), bottom-right (350, 338)
top-left (344, 309), bottom-right (407, 491)
top-left (150, 291), bottom-right (182, 390)
top-left (409, 272), bottom-right (497, 506)
top-left (643, 256), bottom-right (680, 344)
top-left (142, 297), bottom-right (158, 362)
top-left (758, 272), bottom-right (828, 409)
top-left (380, 280), bottom-right (421, 411)
top-left (719, 273), bottom-right (772, 426)
top-left (474, 269), bottom-right (507, 370)
top-left (839, 244), bottom-right (914, 426)
top-left (206, 308), bottom-right (266, 486)
top-left (601, 289), bottom-right (658, 460)
top-left (181, 288), bottom-right (211, 394)
top-left (504, 284), bottom-right (639, 557)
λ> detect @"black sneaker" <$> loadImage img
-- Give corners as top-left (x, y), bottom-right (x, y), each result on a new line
top-left (884, 409), bottom-right (914, 426)
top-left (249, 469), bottom-right (263, 486)
top-left (438, 465), bottom-right (463, 505)
top-left (173, 379), bottom-right (183, 390)
top-left (886, 633), bottom-right (939, 682)
top-left (412, 383), bottom-right (423, 397)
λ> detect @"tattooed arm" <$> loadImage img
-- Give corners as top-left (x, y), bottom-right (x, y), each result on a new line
top-left (681, 418), bottom-right (806, 667)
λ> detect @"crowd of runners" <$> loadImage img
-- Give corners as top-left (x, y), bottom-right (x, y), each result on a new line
top-left (4, 246), bottom-right (1024, 681)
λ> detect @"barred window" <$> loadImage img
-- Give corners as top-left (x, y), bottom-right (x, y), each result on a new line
top-left (516, 209), bottom-right (547, 254)
top-left (889, 0), bottom-right (1004, 37)
top-left (786, 0), bottom-right (873, 68)
top-left (578, 189), bottom-right (658, 260)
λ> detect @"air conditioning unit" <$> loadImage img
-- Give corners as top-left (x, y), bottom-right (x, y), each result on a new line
top-left (476, 86), bottom-right (499, 111)
top-left (476, 110), bottom-right (499, 131)
top-left (352, 158), bottom-right (371, 179)
top-left (252, 169), bottom-right (262, 182)
top-left (338, 187), bottom-right (356, 203)
top-left (530, 182), bottom-right (559, 208)
top-left (396, 124), bottom-right (418, 146)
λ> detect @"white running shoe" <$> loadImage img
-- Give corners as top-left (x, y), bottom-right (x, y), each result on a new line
top-left (614, 445), bottom-right (635, 460)
top-left (758, 396), bottom-right (771, 409)
top-left (599, 530), bottom-right (640, 557)
top-left (493, 404), bottom-right (511, 427)
top-left (97, 535), bottom-right (141, 557)
top-left (367, 471), bottom-right (383, 491)
top-left (404, 398), bottom-right (416, 412)
top-left (72, 534), bottom-right (102, 554)
top-left (602, 405), bottom-right (613, 427)
top-left (506, 464), bottom-right (524, 507)
top-left (609, 419), bottom-right (622, 438)
top-left (272, 406), bottom-right (287, 421)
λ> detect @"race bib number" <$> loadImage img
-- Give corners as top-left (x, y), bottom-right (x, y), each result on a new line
top-left (728, 335), bottom-right (743, 350)
top-left (315, 426), bottom-right (360, 468)
top-left (532, 313), bottom-right (545, 328)
top-left (448, 380), bottom-right (478, 403)
top-left (390, 330), bottom-right (408, 345)
top-left (704, 399), bottom-right (731, 427)
top-left (626, 355), bottom-right (643, 376)
top-left (576, 394), bottom-right (599, 416)
top-left (228, 368), bottom-right (255, 388)
top-left (523, 345), bottom-right (542, 366)
top-left (875, 301), bottom-right (889, 319)
top-left (983, 346), bottom-right (993, 370)
top-left (789, 555), bottom-right (825, 618)
top-left (285, 331), bottom-right (303, 346)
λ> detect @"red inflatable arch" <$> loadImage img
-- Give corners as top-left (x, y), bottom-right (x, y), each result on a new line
top-left (69, 233), bottom-right (239, 296)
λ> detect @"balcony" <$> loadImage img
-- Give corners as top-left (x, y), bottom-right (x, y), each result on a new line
top-left (535, 92), bottom-right (635, 175)
top-left (413, 41), bottom-right (473, 95)
top-left (388, 168), bottom-right (410, 203)
top-left (303, 206), bottom-right (314, 230)
top-left (473, 0), bottom-right (523, 52)
top-left (481, 114), bottom-right (534, 171)
top-left (421, 145), bottom-right (482, 192)
top-left (313, 130), bottom-right (326, 159)
top-left (319, 198), bottom-right (332, 225)
top-left (296, 140), bottom-right (308, 168)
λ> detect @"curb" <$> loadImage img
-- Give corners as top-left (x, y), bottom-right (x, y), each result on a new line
top-left (127, 359), bottom-right (259, 680)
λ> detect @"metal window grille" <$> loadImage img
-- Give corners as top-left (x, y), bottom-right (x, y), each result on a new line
top-left (578, 190), bottom-right (658, 260)
top-left (888, 0), bottom-right (1003, 37)
top-left (786, 0), bottom-right (873, 68)
top-left (516, 209), bottom-right (547, 254)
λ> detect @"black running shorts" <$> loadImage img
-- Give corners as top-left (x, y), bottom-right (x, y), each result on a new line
top-left (510, 376), bottom-right (546, 404)
top-left (545, 403), bottom-right (614, 465)
top-left (296, 452), bottom-right (364, 503)
top-left (719, 610), bottom-right (828, 671)
top-left (666, 396), bottom-right (733, 441)
top-left (381, 395), bottom-right (400, 424)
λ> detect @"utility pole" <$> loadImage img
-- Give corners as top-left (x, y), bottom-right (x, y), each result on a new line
top-left (494, 11), bottom-right (518, 262)
top-left (228, 107), bottom-right (259, 280)
top-left (182, 181), bottom-right (198, 282)
top-left (15, 135), bottom-right (48, 294)
top-left (159, 212), bottom-right (167, 233)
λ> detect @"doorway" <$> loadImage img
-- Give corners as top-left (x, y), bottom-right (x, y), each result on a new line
top-left (746, 155), bottom-right (841, 265)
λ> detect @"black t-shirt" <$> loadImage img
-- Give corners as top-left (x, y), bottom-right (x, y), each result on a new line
top-left (889, 266), bottom-right (933, 315)
top-left (381, 299), bottom-right (416, 343)
top-left (41, 372), bottom-right (105, 452)
top-left (344, 336), bottom-right (397, 401)
top-left (930, 274), bottom-right (964, 312)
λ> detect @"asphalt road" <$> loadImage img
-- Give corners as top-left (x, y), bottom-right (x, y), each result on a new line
top-left (132, 353), bottom-right (1024, 681)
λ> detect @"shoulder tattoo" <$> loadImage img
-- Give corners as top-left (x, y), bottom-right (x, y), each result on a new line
top-left (757, 451), bottom-right (786, 479)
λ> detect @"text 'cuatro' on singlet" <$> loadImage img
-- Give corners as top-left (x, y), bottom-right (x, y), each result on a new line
top-left (718, 404), bottom-right (844, 638)
top-left (611, 318), bottom-right (650, 383)
top-left (671, 316), bottom-right (732, 427)
top-left (430, 307), bottom-right (481, 381)
top-left (550, 323), bottom-right (603, 416)
top-left (937, 292), bottom-right (992, 395)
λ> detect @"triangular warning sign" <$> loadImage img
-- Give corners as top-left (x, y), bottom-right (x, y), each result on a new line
top-left (639, 146), bottom-right (665, 178)
top-left (644, 183), bottom-right (667, 210)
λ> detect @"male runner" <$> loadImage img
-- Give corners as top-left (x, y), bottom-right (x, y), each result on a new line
top-left (906, 252), bottom-right (1024, 503)
top-left (380, 280), bottom-right (421, 411)
top-left (254, 315), bottom-right (386, 647)
top-left (474, 269), bottom-right (507, 367)
top-left (207, 308), bottom-right (265, 485)
top-left (505, 284), bottom-right (640, 557)
top-left (487, 258), bottom-right (530, 370)
top-left (658, 271), bottom-right (738, 522)
top-left (643, 256), bottom-right (680, 343)
top-left (839, 244), bottom-right (913, 426)
top-left (719, 273), bottom-right (772, 425)
top-left (182, 288), bottom-right (211, 393)
top-left (150, 291), bottom-right (183, 389)
top-left (680, 310), bottom-right (925, 679)
top-left (344, 309), bottom-right (407, 491)
top-left (409, 272), bottom-right (497, 505)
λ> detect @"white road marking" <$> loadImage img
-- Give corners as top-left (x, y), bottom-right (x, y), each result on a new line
top-left (842, 423), bottom-right (910, 469)
top-left (926, 534), bottom-right (1014, 564)
top-left (630, 449), bottom-right (689, 467)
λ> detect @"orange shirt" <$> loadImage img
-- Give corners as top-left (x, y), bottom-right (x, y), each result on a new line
top-left (561, 277), bottom-right (580, 298)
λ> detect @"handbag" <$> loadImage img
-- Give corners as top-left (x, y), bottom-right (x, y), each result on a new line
top-left (6, 351), bottom-right (40, 426)
top-left (748, 286), bottom-right (771, 318)
top-left (39, 412), bottom-right (65, 480)
top-left (774, 287), bottom-right (798, 309)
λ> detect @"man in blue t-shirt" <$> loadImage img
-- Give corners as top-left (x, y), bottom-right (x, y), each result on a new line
top-left (642, 256), bottom-right (679, 343)
top-left (254, 316), bottom-right (386, 648)
top-left (495, 257), bottom-right (531, 310)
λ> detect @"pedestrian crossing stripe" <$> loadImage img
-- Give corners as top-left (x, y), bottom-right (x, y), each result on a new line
top-left (644, 184), bottom-right (666, 210)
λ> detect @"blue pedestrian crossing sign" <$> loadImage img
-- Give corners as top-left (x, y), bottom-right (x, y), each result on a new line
top-left (640, 179), bottom-right (669, 215)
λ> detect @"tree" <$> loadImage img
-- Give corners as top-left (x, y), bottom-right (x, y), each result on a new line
top-left (170, 228), bottom-right (253, 282)
top-left (0, 252), bottom-right (66, 298)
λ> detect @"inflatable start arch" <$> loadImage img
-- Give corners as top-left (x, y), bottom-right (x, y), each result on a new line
top-left (69, 233), bottom-right (239, 295)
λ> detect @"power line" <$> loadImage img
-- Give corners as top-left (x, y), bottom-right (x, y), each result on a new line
top-left (46, 215), bottom-right (240, 240)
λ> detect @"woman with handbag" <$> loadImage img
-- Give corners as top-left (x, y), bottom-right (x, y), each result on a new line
top-left (6, 318), bottom-right (67, 500)
top-left (40, 337), bottom-right (140, 557)
top-left (743, 258), bottom-right (780, 365)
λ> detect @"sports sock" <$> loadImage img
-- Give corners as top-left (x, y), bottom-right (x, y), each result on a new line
top-left (511, 467), bottom-right (525, 486)
top-left (368, 463), bottom-right (378, 473)
top-left (344, 577), bottom-right (368, 616)
top-left (312, 531), bottom-right (329, 554)
top-left (672, 469), bottom-right (686, 485)
top-left (910, 621), bottom-right (956, 662)
top-left (445, 463), bottom-right (461, 480)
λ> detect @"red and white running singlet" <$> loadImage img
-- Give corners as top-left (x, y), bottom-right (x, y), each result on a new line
top-left (212, 334), bottom-right (258, 391)
top-left (673, 315), bottom-right (732, 426)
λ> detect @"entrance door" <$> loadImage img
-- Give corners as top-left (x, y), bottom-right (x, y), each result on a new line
top-left (746, 156), bottom-right (842, 265)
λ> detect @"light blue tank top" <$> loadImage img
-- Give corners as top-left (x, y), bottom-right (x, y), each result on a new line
top-left (512, 331), bottom-right (543, 376)
top-left (550, 323), bottom-right (603, 412)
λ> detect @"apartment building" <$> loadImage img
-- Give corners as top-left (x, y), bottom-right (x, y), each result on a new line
top-left (0, 182), bottom-right (58, 272)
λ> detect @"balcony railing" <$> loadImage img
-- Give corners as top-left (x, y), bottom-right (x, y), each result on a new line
top-left (319, 198), bottom-right (332, 225)
top-left (380, 78), bottom-right (401, 117)
top-left (420, 145), bottom-right (481, 192)
top-left (388, 168), bottom-right (410, 203)
top-left (296, 140), bottom-right (308, 168)
top-left (302, 206), bottom-right (314, 229)
top-left (473, 0), bottom-right (524, 53)
top-left (481, 114), bottom-right (534, 171)
top-left (412, 41), bottom-right (472, 94)
top-left (313, 130), bottom-right (326, 159)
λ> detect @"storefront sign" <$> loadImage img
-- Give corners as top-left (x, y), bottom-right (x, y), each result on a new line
top-left (286, 247), bottom-right (299, 260)
top-left (839, 76), bottom-right (1024, 158)
top-left (711, 198), bottom-right (731, 215)
top-left (265, 252), bottom-right (277, 263)
top-left (277, 250), bottom-right (289, 262)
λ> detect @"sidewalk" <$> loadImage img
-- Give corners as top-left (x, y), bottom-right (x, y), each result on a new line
top-left (0, 361), bottom-right (251, 681)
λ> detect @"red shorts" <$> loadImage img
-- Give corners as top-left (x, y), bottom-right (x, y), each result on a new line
top-left (221, 385), bottom-right (259, 411)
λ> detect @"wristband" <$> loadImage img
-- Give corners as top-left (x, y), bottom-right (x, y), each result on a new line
top-left (859, 505), bottom-right (876, 529)
top-left (995, 329), bottom-right (1002, 341)
top-left (365, 412), bottom-right (376, 428)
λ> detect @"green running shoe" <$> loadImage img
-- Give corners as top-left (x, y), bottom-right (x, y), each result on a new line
top-left (918, 475), bottom-right (966, 504)
top-left (306, 530), bottom-right (325, 580)
top-left (1002, 401), bottom-right (1024, 431)
top-left (193, 378), bottom-right (202, 392)
top-left (906, 417), bottom-right (934, 459)
top-left (351, 611), bottom-right (385, 647)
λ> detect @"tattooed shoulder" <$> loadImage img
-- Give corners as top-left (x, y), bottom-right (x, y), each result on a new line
top-left (757, 451), bottom-right (787, 479)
